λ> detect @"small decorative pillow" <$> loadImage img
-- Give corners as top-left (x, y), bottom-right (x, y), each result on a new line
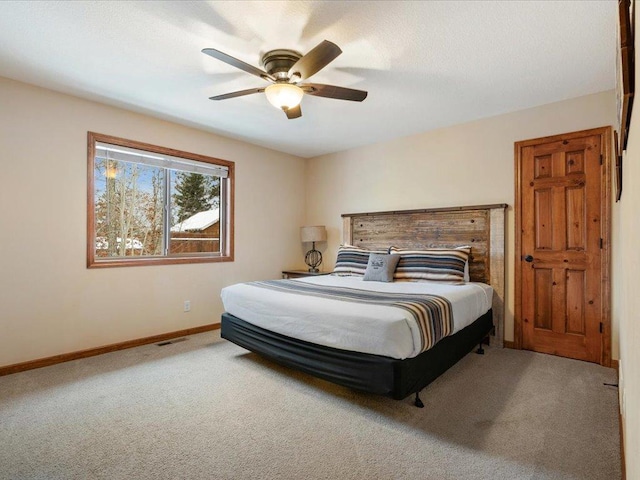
top-left (390, 246), bottom-right (471, 283)
top-left (363, 253), bottom-right (400, 282)
top-left (333, 245), bottom-right (386, 277)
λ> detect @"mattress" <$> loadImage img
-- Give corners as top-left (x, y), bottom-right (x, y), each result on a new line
top-left (220, 275), bottom-right (493, 360)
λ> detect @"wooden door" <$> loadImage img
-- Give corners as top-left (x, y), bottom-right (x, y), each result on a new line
top-left (515, 127), bottom-right (611, 365)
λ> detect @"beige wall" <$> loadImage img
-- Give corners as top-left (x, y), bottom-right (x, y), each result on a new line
top-left (305, 91), bottom-right (617, 352)
top-left (0, 76), bottom-right (306, 367)
top-left (614, 6), bottom-right (640, 478)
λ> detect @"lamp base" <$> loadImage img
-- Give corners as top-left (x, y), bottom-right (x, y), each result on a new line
top-left (304, 246), bottom-right (322, 272)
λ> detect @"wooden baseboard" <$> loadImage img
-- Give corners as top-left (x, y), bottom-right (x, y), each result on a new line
top-left (620, 408), bottom-right (626, 480)
top-left (0, 323), bottom-right (220, 377)
top-left (615, 358), bottom-right (626, 479)
top-left (503, 340), bottom-right (516, 349)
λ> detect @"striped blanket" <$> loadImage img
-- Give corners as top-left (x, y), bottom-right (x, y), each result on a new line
top-left (250, 279), bottom-right (454, 353)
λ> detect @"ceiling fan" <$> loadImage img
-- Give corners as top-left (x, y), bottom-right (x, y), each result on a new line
top-left (202, 40), bottom-right (367, 119)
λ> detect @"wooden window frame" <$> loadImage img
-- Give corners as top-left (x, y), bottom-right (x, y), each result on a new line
top-left (87, 132), bottom-right (234, 268)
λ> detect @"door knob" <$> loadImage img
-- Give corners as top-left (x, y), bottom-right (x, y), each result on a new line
top-left (525, 255), bottom-right (534, 263)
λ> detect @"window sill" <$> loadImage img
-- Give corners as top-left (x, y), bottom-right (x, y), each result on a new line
top-left (87, 254), bottom-right (234, 268)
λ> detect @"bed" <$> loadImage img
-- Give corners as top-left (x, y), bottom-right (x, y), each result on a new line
top-left (221, 204), bottom-right (507, 405)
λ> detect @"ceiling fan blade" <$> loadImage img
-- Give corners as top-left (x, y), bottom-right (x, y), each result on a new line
top-left (202, 48), bottom-right (275, 82)
top-left (209, 87), bottom-right (265, 101)
top-left (284, 105), bottom-right (302, 119)
top-left (288, 40), bottom-right (342, 81)
top-left (300, 83), bottom-right (368, 102)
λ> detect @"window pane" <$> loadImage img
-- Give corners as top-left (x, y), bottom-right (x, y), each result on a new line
top-left (94, 158), bottom-right (165, 257)
top-left (169, 170), bottom-right (222, 255)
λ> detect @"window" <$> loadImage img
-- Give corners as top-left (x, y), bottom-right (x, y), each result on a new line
top-left (87, 132), bottom-right (234, 267)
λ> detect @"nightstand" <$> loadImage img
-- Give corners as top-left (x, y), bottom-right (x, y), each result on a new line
top-left (282, 270), bottom-right (330, 279)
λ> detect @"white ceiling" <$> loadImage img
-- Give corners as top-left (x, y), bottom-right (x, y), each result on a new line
top-left (0, 1), bottom-right (616, 158)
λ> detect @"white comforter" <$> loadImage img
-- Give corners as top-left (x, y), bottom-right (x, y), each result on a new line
top-left (220, 275), bottom-right (493, 360)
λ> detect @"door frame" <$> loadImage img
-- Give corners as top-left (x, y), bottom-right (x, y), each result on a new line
top-left (514, 126), bottom-right (612, 367)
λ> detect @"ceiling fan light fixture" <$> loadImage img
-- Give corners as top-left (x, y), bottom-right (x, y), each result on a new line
top-left (202, 41), bottom-right (367, 120)
top-left (265, 83), bottom-right (304, 110)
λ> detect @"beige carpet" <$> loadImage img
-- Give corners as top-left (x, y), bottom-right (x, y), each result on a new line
top-left (0, 330), bottom-right (620, 480)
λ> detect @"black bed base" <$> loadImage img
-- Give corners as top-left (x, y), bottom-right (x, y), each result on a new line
top-left (221, 310), bottom-right (493, 401)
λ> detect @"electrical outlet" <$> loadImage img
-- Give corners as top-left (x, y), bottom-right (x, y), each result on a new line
top-left (183, 300), bottom-right (191, 312)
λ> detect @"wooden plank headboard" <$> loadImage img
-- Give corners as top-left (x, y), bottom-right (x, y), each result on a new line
top-left (341, 203), bottom-right (507, 346)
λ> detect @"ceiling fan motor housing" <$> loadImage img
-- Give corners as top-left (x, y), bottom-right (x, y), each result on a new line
top-left (261, 49), bottom-right (302, 81)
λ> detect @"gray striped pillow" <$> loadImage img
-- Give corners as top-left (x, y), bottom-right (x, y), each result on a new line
top-left (333, 245), bottom-right (387, 277)
top-left (390, 246), bottom-right (471, 283)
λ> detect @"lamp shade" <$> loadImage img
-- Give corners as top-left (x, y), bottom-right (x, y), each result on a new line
top-left (300, 225), bottom-right (327, 243)
top-left (265, 83), bottom-right (304, 110)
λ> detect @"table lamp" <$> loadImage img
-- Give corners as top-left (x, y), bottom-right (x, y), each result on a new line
top-left (300, 226), bottom-right (327, 272)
